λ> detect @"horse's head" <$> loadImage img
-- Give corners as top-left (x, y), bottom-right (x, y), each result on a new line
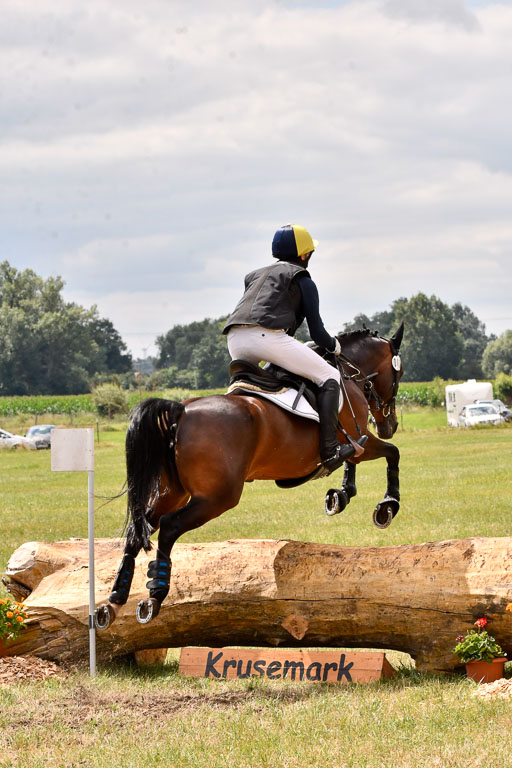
top-left (369, 322), bottom-right (404, 438)
top-left (336, 323), bottom-right (404, 440)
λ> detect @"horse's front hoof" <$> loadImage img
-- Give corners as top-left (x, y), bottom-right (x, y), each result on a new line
top-left (136, 598), bottom-right (161, 624)
top-left (325, 488), bottom-right (349, 516)
top-left (95, 603), bottom-right (116, 631)
top-left (373, 498), bottom-right (399, 528)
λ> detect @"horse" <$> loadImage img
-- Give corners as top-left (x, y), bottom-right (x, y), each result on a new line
top-left (95, 322), bottom-right (404, 630)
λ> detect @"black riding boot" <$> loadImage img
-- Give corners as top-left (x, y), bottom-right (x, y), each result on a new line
top-left (318, 379), bottom-right (358, 474)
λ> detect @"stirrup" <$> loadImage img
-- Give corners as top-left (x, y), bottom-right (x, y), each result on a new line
top-left (322, 436), bottom-right (368, 475)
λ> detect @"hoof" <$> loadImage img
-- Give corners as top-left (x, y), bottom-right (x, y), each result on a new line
top-left (95, 603), bottom-right (116, 631)
top-left (373, 498), bottom-right (399, 529)
top-left (325, 488), bottom-right (349, 516)
top-left (136, 598), bottom-right (160, 625)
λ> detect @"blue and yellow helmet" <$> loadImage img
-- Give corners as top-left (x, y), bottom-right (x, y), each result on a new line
top-left (272, 224), bottom-right (318, 260)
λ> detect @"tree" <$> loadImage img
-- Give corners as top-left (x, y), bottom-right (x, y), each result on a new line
top-left (482, 330), bottom-right (512, 377)
top-left (451, 303), bottom-right (489, 379)
top-left (389, 294), bottom-right (464, 380)
top-left (0, 261), bottom-right (133, 395)
top-left (342, 311), bottom-right (394, 337)
top-left (156, 318), bottom-right (228, 370)
top-left (494, 372), bottom-right (512, 404)
top-left (342, 313), bottom-right (373, 334)
top-left (192, 334), bottom-right (231, 388)
top-left (156, 317), bottom-right (231, 388)
top-left (89, 317), bottom-right (132, 374)
top-left (294, 320), bottom-right (311, 343)
top-left (341, 294), bottom-right (496, 381)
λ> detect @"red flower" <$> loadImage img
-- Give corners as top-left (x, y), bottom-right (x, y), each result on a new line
top-left (474, 618), bottom-right (488, 629)
top-left (456, 635), bottom-right (464, 643)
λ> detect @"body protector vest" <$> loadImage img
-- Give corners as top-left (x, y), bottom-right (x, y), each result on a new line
top-left (223, 261), bottom-right (310, 336)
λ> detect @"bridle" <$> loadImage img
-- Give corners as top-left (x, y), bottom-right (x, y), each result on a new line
top-left (333, 336), bottom-right (402, 419)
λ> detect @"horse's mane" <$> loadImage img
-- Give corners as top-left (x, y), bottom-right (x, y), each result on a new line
top-left (336, 327), bottom-right (381, 344)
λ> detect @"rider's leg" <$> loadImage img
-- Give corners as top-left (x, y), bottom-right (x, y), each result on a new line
top-left (227, 327), bottom-right (364, 472)
top-left (227, 326), bottom-right (341, 387)
top-left (317, 378), bottom-right (358, 472)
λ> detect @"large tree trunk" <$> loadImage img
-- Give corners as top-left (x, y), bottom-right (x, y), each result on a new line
top-left (4, 537), bottom-right (512, 673)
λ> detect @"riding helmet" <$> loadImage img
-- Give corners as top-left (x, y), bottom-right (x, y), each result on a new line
top-left (272, 224), bottom-right (318, 261)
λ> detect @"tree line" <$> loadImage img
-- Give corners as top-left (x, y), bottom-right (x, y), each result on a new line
top-left (153, 294), bottom-right (511, 388)
top-left (1, 257), bottom-right (511, 396)
top-left (0, 261), bottom-right (132, 396)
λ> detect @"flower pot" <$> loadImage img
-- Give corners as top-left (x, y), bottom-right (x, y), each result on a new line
top-left (0, 638), bottom-right (6, 658)
top-left (465, 658), bottom-right (507, 684)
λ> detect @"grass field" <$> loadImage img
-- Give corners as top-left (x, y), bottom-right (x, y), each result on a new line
top-left (1, 405), bottom-right (511, 768)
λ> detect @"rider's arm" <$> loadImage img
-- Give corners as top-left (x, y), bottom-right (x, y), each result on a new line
top-left (296, 275), bottom-right (338, 352)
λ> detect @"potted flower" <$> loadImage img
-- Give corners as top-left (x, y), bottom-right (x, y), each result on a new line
top-left (0, 596), bottom-right (28, 655)
top-left (453, 618), bottom-right (507, 683)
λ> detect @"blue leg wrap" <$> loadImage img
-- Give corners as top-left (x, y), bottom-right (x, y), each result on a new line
top-left (146, 558), bottom-right (172, 604)
top-left (109, 554), bottom-right (135, 605)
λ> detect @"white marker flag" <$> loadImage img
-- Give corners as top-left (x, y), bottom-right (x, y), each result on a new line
top-left (51, 428), bottom-right (94, 471)
top-left (51, 428), bottom-right (96, 676)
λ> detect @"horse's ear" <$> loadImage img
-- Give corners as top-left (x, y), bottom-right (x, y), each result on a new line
top-left (390, 321), bottom-right (404, 351)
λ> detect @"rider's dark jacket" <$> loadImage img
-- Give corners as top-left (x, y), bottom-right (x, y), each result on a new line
top-left (223, 261), bottom-right (309, 336)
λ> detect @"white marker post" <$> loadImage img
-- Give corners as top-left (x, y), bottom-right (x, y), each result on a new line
top-left (51, 428), bottom-right (96, 676)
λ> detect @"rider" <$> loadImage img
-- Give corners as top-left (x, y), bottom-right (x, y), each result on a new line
top-left (223, 223), bottom-right (362, 474)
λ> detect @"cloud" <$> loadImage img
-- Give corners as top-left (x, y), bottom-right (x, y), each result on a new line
top-left (1, 0), bottom-right (512, 356)
top-left (382, 0), bottom-right (480, 30)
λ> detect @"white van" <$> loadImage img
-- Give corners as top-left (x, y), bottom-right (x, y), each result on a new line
top-left (445, 380), bottom-right (493, 427)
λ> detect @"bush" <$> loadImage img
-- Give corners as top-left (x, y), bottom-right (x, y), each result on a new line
top-left (482, 330), bottom-right (512, 377)
top-left (92, 383), bottom-right (128, 418)
top-left (149, 367), bottom-right (179, 390)
top-left (494, 372), bottom-right (512, 405)
top-left (175, 369), bottom-right (198, 388)
top-left (396, 378), bottom-right (450, 407)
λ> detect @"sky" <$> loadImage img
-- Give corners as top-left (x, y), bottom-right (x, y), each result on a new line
top-left (1, 0), bottom-right (511, 359)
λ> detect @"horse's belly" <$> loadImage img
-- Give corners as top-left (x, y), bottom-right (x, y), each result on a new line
top-left (246, 401), bottom-right (319, 480)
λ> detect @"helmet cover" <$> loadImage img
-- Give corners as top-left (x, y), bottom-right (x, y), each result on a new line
top-left (272, 224), bottom-right (318, 260)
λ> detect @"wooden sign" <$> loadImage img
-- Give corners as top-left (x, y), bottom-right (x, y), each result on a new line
top-left (179, 648), bottom-right (394, 684)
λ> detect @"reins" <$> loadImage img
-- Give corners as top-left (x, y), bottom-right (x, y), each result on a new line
top-left (328, 336), bottom-right (401, 430)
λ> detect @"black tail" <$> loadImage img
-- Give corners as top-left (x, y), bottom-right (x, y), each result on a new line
top-left (125, 397), bottom-right (185, 552)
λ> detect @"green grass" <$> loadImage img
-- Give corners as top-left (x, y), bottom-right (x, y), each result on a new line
top-left (2, 669), bottom-right (512, 768)
top-left (1, 406), bottom-right (512, 767)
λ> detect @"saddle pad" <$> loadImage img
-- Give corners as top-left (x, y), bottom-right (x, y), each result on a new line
top-left (228, 383), bottom-right (320, 422)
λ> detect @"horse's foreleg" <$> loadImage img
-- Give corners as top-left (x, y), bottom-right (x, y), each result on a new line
top-left (373, 442), bottom-right (400, 528)
top-left (137, 486), bottom-right (244, 624)
top-left (347, 434), bottom-right (400, 528)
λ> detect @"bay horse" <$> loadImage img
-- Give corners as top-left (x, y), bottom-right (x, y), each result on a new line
top-left (95, 323), bottom-right (404, 630)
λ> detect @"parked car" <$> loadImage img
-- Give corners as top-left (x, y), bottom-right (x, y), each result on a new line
top-left (458, 404), bottom-right (505, 428)
top-left (474, 399), bottom-right (512, 422)
top-left (25, 424), bottom-right (57, 449)
top-left (0, 428), bottom-right (37, 450)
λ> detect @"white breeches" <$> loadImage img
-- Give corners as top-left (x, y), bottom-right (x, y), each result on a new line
top-left (226, 325), bottom-right (340, 387)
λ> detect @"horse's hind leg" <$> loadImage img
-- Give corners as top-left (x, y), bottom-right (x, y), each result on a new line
top-left (136, 485), bottom-right (244, 624)
top-left (324, 461), bottom-right (357, 516)
top-left (342, 461), bottom-right (357, 500)
top-left (95, 525), bottom-right (142, 630)
top-left (95, 487), bottom-right (189, 631)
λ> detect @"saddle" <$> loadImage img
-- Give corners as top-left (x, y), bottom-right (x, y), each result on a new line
top-left (227, 358), bottom-right (366, 489)
top-left (228, 359), bottom-right (320, 412)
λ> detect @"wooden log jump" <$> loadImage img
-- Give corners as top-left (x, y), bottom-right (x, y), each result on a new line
top-left (4, 536), bottom-right (512, 672)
